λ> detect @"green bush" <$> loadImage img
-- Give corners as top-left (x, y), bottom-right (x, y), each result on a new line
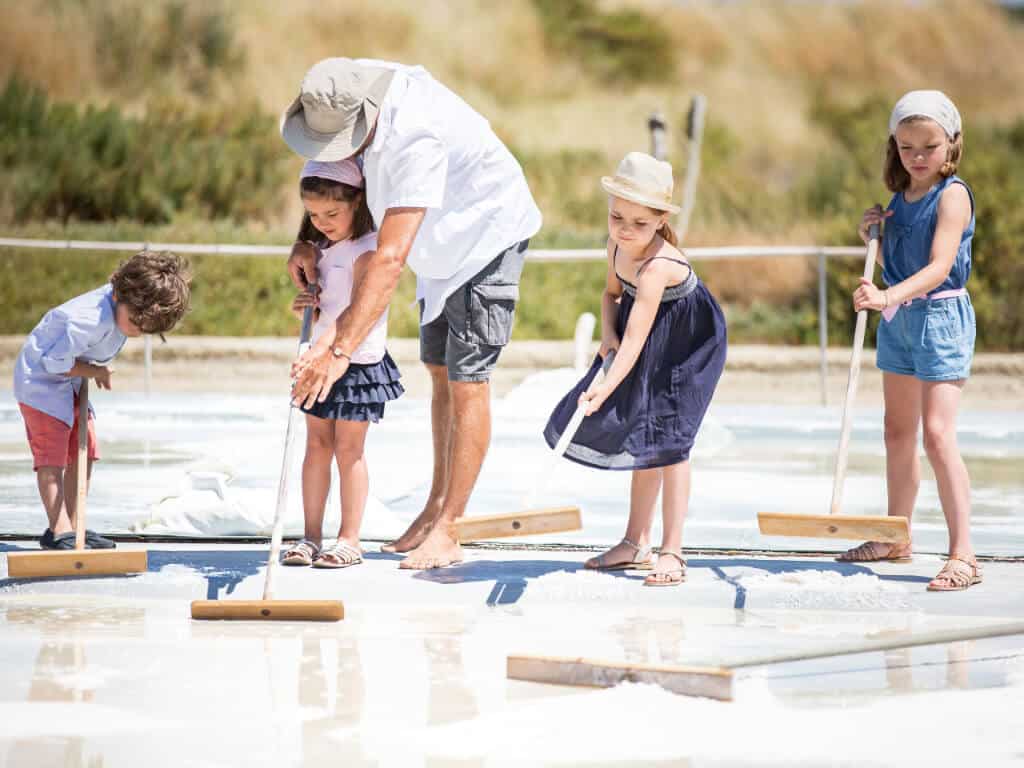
top-left (0, 78), bottom-right (290, 225)
top-left (532, 0), bottom-right (676, 85)
top-left (90, 0), bottom-right (245, 97)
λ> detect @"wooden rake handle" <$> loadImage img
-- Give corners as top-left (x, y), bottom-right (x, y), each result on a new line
top-left (830, 223), bottom-right (880, 515)
top-left (263, 306), bottom-right (315, 601)
top-left (74, 379), bottom-right (89, 551)
top-left (523, 350), bottom-right (616, 509)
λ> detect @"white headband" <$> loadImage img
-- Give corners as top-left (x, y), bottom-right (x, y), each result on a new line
top-left (889, 90), bottom-right (962, 138)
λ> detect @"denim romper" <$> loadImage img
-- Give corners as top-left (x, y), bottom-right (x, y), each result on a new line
top-left (875, 175), bottom-right (976, 381)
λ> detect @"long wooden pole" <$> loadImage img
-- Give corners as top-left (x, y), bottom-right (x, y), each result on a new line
top-left (522, 351), bottom-right (616, 510)
top-left (829, 223), bottom-right (880, 516)
top-left (74, 380), bottom-right (89, 551)
top-left (262, 306), bottom-right (314, 601)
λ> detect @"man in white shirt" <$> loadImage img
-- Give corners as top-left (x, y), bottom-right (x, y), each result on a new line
top-left (283, 58), bottom-right (542, 569)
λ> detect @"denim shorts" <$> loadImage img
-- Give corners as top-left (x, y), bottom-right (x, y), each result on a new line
top-left (876, 294), bottom-right (975, 381)
top-left (419, 240), bottom-right (528, 382)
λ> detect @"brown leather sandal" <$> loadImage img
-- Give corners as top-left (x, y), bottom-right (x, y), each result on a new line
top-left (927, 556), bottom-right (982, 592)
top-left (643, 551), bottom-right (686, 587)
top-left (836, 540), bottom-right (913, 563)
top-left (584, 538), bottom-right (653, 571)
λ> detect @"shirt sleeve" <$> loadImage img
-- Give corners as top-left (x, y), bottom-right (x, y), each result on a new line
top-left (39, 311), bottom-right (97, 375)
top-left (379, 128), bottom-right (448, 211)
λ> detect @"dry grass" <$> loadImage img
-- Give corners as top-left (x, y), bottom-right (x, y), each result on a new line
top-left (3, 0), bottom-right (1023, 307)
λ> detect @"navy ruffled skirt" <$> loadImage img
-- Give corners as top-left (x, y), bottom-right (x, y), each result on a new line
top-left (299, 351), bottom-right (404, 422)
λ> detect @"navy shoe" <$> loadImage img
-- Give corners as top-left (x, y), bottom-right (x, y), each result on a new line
top-left (39, 528), bottom-right (56, 549)
top-left (85, 530), bottom-right (116, 549)
top-left (51, 532), bottom-right (77, 550)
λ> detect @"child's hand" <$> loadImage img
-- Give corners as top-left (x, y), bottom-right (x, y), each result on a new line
top-left (599, 335), bottom-right (620, 358)
top-left (291, 289), bottom-right (319, 319)
top-left (852, 277), bottom-right (887, 312)
top-left (579, 384), bottom-right (609, 416)
top-left (92, 365), bottom-right (113, 390)
top-left (858, 204), bottom-right (893, 244)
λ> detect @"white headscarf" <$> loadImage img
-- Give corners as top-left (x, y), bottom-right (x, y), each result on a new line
top-left (888, 90), bottom-right (962, 138)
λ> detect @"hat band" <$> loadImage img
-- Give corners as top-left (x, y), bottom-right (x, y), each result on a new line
top-left (611, 175), bottom-right (673, 204)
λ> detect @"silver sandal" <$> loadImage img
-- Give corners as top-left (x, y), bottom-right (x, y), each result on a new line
top-left (281, 538), bottom-right (320, 566)
top-left (585, 537), bottom-right (653, 571)
top-left (312, 540), bottom-right (363, 569)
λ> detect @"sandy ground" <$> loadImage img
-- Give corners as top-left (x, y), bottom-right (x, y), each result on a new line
top-left (2, 336), bottom-right (1022, 409)
top-left (1, 543), bottom-right (1024, 767)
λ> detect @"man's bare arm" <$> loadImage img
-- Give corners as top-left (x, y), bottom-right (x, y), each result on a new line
top-left (328, 207), bottom-right (426, 355)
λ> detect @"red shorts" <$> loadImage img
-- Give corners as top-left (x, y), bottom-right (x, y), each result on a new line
top-left (18, 399), bottom-right (100, 471)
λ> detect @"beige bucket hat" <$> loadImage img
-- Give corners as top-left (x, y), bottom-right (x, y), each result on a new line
top-left (280, 58), bottom-right (395, 161)
top-left (600, 152), bottom-right (681, 214)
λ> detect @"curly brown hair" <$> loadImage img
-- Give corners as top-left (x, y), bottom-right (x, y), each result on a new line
top-left (110, 250), bottom-right (192, 335)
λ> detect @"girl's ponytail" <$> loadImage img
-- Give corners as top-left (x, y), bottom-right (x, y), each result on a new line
top-left (658, 220), bottom-right (679, 247)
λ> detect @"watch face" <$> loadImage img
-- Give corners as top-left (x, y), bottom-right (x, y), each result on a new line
top-left (331, 347), bottom-right (343, 358)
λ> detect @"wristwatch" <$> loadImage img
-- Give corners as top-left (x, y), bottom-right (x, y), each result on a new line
top-left (331, 346), bottom-right (351, 361)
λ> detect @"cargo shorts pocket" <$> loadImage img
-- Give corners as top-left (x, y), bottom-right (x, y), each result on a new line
top-left (468, 283), bottom-right (518, 347)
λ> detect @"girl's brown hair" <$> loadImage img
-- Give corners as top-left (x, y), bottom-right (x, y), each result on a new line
top-left (649, 209), bottom-right (679, 247)
top-left (296, 176), bottom-right (374, 244)
top-left (884, 117), bottom-right (963, 193)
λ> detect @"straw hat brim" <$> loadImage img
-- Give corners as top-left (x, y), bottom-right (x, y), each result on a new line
top-left (601, 176), bottom-right (681, 214)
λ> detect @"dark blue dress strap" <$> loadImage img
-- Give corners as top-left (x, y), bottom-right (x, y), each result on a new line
top-left (636, 255), bottom-right (693, 281)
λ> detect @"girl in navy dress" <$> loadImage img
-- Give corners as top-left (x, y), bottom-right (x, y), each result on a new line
top-left (281, 158), bottom-right (404, 569)
top-left (544, 152), bottom-right (727, 586)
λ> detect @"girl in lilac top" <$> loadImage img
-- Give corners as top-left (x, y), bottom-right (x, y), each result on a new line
top-left (280, 159), bottom-right (403, 570)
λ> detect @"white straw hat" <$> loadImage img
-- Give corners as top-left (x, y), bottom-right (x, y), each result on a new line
top-left (281, 58), bottom-right (395, 161)
top-left (600, 152), bottom-right (680, 214)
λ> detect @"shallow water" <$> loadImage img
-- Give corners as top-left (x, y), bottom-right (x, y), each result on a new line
top-left (2, 370), bottom-right (1022, 555)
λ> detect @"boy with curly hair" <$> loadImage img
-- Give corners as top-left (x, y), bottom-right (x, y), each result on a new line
top-left (13, 250), bottom-right (191, 550)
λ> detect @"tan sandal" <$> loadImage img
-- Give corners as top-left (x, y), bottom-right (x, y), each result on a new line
top-left (312, 540), bottom-right (363, 569)
top-left (927, 556), bottom-right (982, 592)
top-left (836, 540), bottom-right (913, 563)
top-left (281, 539), bottom-right (320, 566)
top-left (644, 551), bottom-right (686, 587)
top-left (584, 538), bottom-right (653, 571)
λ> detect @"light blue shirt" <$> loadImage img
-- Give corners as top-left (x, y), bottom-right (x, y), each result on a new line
top-left (13, 285), bottom-right (127, 426)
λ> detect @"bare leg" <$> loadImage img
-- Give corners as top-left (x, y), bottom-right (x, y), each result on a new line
top-left (301, 415), bottom-right (335, 548)
top-left (400, 379), bottom-right (491, 569)
top-left (36, 466), bottom-right (71, 535)
top-left (333, 419), bottom-right (370, 549)
top-left (585, 467), bottom-right (661, 568)
top-left (647, 460), bottom-right (691, 584)
top-left (62, 458), bottom-right (93, 533)
top-left (382, 363), bottom-right (451, 553)
top-left (922, 380), bottom-right (973, 559)
top-left (838, 372), bottom-right (920, 561)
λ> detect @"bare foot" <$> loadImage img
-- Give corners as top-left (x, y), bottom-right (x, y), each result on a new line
top-left (398, 524), bottom-right (463, 570)
top-left (381, 501), bottom-right (442, 553)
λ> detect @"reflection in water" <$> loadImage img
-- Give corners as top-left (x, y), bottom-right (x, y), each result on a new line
top-left (7, 638), bottom-right (98, 768)
top-left (298, 635), bottom-right (373, 766)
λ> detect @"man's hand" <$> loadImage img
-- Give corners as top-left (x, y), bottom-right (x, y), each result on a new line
top-left (291, 347), bottom-right (350, 408)
top-left (287, 241), bottom-right (320, 291)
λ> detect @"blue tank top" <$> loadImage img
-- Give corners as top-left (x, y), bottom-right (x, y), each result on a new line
top-left (881, 175), bottom-right (974, 293)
